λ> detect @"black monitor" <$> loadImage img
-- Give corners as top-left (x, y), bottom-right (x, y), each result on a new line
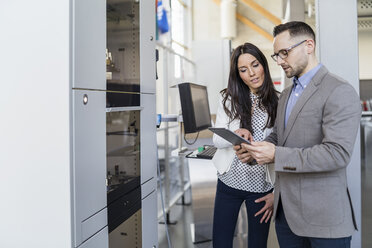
top-left (178, 83), bottom-right (212, 134)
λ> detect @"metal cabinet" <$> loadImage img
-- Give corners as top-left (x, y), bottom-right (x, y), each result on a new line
top-left (142, 190), bottom-right (158, 248)
top-left (73, 90), bottom-right (107, 246)
top-left (140, 94), bottom-right (157, 184)
top-left (109, 209), bottom-right (142, 248)
top-left (73, 1), bottom-right (157, 247)
top-left (73, 0), bottom-right (106, 90)
top-left (78, 227), bottom-right (109, 248)
top-left (139, 0), bottom-right (156, 94)
top-left (106, 0), bottom-right (155, 94)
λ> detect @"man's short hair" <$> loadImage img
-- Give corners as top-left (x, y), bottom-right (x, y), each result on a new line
top-left (273, 21), bottom-right (315, 42)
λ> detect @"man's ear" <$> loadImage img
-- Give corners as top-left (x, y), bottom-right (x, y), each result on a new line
top-left (306, 39), bottom-right (315, 54)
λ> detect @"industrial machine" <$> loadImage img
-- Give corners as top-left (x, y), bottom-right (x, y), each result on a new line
top-left (71, 0), bottom-right (157, 247)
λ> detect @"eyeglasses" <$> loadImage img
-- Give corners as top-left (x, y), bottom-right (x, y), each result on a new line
top-left (271, 40), bottom-right (307, 62)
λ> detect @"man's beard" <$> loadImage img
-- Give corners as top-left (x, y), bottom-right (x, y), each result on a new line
top-left (284, 61), bottom-right (307, 78)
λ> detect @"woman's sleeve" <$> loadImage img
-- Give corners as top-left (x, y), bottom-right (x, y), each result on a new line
top-left (213, 97), bottom-right (237, 148)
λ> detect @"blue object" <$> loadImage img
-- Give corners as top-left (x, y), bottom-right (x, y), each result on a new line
top-left (156, 114), bottom-right (161, 128)
top-left (157, 0), bottom-right (169, 34)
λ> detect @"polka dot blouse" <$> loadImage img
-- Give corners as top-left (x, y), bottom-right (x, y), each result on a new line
top-left (218, 93), bottom-right (274, 193)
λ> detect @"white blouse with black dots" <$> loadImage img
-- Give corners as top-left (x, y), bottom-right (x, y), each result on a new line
top-left (217, 93), bottom-right (274, 193)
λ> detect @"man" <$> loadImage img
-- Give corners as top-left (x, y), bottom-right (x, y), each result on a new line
top-left (236, 21), bottom-right (361, 247)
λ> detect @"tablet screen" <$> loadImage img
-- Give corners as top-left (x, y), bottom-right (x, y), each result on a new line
top-left (208, 127), bottom-right (251, 145)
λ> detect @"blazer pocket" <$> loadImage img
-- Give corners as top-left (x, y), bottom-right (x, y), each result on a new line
top-left (301, 176), bottom-right (344, 226)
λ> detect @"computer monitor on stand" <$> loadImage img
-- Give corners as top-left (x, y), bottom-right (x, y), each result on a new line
top-left (178, 82), bottom-right (212, 134)
top-left (178, 83), bottom-right (216, 244)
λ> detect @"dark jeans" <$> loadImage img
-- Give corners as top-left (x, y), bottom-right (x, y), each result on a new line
top-left (212, 179), bottom-right (272, 248)
top-left (275, 201), bottom-right (351, 248)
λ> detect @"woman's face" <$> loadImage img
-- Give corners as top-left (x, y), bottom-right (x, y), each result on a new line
top-left (237, 53), bottom-right (265, 94)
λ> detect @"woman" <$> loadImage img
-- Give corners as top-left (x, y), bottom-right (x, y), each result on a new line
top-left (212, 43), bottom-right (278, 248)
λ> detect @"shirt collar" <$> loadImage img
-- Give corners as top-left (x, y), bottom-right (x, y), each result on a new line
top-left (293, 63), bottom-right (322, 89)
top-left (250, 91), bottom-right (259, 100)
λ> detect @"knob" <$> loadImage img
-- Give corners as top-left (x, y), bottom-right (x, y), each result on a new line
top-left (83, 94), bottom-right (88, 105)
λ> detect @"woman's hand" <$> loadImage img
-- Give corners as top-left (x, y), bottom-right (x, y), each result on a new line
top-left (233, 145), bottom-right (254, 163)
top-left (234, 128), bottom-right (253, 142)
top-left (254, 192), bottom-right (274, 223)
top-left (233, 129), bottom-right (254, 163)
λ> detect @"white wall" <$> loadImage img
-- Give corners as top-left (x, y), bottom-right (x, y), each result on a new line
top-left (192, 0), bottom-right (226, 115)
top-left (0, 1), bottom-right (72, 247)
top-left (192, 40), bottom-right (230, 114)
top-left (192, 0), bottom-right (221, 41)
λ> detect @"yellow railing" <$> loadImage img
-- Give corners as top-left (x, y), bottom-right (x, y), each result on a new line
top-left (240, 0), bottom-right (281, 25)
top-left (236, 13), bottom-right (274, 41)
top-left (213, 0), bottom-right (281, 41)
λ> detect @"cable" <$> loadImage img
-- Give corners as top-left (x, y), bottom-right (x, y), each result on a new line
top-left (182, 123), bottom-right (200, 145)
top-left (156, 146), bottom-right (173, 248)
top-left (183, 132), bottom-right (199, 145)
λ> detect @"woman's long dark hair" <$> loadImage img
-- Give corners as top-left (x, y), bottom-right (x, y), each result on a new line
top-left (221, 43), bottom-right (278, 134)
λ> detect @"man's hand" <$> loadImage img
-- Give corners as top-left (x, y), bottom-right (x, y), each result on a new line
top-left (242, 141), bottom-right (275, 164)
top-left (254, 192), bottom-right (274, 223)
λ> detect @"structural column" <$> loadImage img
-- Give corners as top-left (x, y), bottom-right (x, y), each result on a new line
top-left (281, 0), bottom-right (306, 88)
top-left (316, 1), bottom-right (361, 247)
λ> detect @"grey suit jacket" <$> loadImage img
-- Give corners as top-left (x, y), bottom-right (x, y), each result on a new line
top-left (266, 65), bottom-right (361, 238)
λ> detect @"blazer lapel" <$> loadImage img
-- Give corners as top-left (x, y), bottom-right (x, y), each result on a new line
top-left (281, 66), bottom-right (328, 146)
top-left (278, 87), bottom-right (292, 145)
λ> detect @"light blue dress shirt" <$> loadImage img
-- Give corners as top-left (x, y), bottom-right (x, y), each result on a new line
top-left (285, 64), bottom-right (322, 127)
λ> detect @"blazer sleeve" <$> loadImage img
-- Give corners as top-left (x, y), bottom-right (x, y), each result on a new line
top-left (274, 83), bottom-right (362, 173)
top-left (213, 97), bottom-right (240, 148)
top-left (264, 120), bottom-right (278, 145)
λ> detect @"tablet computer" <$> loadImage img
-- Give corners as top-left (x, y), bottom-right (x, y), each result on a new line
top-left (208, 127), bottom-right (251, 146)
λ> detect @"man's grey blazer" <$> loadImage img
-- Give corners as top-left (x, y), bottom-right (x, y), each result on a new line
top-left (266, 65), bottom-right (361, 238)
